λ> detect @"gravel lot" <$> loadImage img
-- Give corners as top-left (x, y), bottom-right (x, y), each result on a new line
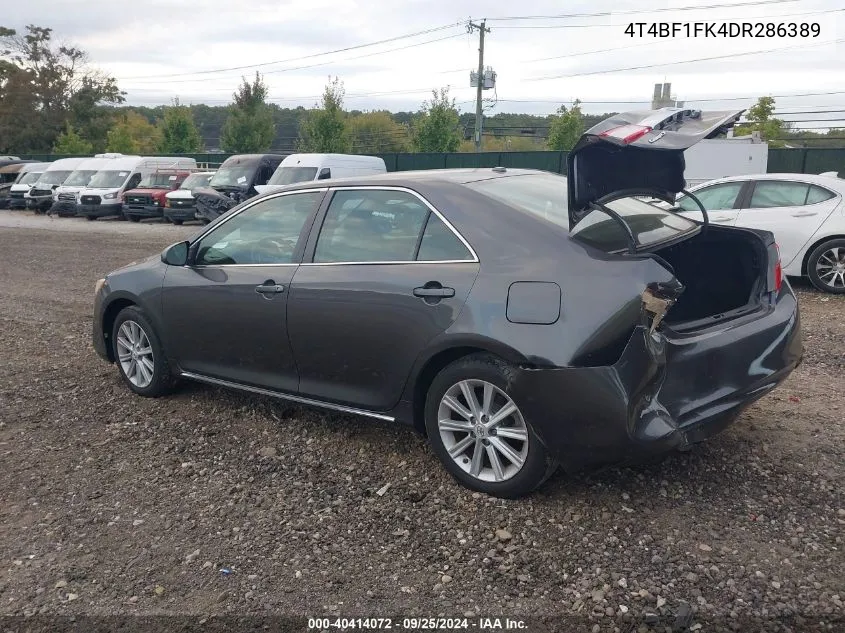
top-left (0, 212), bottom-right (843, 632)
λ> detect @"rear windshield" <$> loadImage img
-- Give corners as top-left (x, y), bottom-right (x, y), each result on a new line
top-left (465, 172), bottom-right (697, 251)
top-left (63, 170), bottom-right (97, 187)
top-left (268, 166), bottom-right (318, 186)
top-left (35, 170), bottom-right (73, 186)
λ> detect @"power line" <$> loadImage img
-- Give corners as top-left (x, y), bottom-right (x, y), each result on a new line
top-left (120, 22), bottom-right (465, 81)
top-left (486, 0), bottom-right (796, 21)
top-left (527, 37), bottom-right (845, 81)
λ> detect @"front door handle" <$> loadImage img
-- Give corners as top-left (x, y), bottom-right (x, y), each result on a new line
top-left (255, 282), bottom-right (285, 295)
top-left (413, 285), bottom-right (455, 298)
top-left (711, 217), bottom-right (733, 223)
top-left (791, 211), bottom-right (818, 217)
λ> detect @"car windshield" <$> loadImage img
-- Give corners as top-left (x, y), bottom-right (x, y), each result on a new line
top-left (210, 162), bottom-right (256, 188)
top-left (87, 170), bottom-right (130, 188)
top-left (18, 171), bottom-right (44, 185)
top-left (138, 173), bottom-right (182, 189)
top-left (267, 166), bottom-right (318, 186)
top-left (63, 170), bottom-right (98, 187)
top-left (35, 170), bottom-right (73, 186)
top-left (466, 172), bottom-right (697, 251)
top-left (179, 173), bottom-right (214, 189)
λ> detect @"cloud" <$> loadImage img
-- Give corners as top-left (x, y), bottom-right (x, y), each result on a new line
top-left (2, 0), bottom-right (842, 118)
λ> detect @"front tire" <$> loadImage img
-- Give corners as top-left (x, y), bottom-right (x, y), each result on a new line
top-left (112, 306), bottom-right (174, 397)
top-left (127, 215), bottom-right (140, 223)
top-left (807, 238), bottom-right (845, 294)
top-left (172, 219), bottom-right (183, 226)
top-left (424, 354), bottom-right (556, 498)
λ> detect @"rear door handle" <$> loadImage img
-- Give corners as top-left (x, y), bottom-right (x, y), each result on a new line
top-left (791, 211), bottom-right (818, 217)
top-left (255, 283), bottom-right (285, 295)
top-left (413, 286), bottom-right (455, 298)
top-left (711, 217), bottom-right (733, 223)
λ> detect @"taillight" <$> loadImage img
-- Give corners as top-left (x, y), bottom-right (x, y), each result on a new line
top-left (600, 124), bottom-right (652, 144)
top-left (774, 245), bottom-right (783, 293)
top-left (768, 242), bottom-right (783, 296)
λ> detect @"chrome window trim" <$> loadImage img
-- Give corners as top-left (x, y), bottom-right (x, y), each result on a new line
top-left (190, 187), bottom-right (329, 244)
top-left (189, 187), bottom-right (328, 267)
top-left (180, 371), bottom-right (395, 422)
top-left (307, 185), bottom-right (480, 265)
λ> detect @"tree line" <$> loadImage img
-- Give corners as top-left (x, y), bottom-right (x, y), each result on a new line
top-left (2, 25), bottom-right (840, 157)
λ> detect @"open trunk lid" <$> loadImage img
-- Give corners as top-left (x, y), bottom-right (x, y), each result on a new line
top-left (566, 107), bottom-right (744, 228)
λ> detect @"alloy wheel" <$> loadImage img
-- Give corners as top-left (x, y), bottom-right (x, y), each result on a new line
top-left (437, 379), bottom-right (529, 483)
top-left (815, 246), bottom-right (845, 290)
top-left (116, 320), bottom-right (155, 388)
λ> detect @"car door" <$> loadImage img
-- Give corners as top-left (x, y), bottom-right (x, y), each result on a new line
top-left (676, 180), bottom-right (747, 225)
top-left (287, 187), bottom-right (480, 411)
top-left (733, 180), bottom-right (840, 268)
top-left (161, 189), bottom-right (325, 392)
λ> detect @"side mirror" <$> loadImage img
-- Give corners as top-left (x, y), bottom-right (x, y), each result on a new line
top-left (317, 168), bottom-right (331, 180)
top-left (161, 240), bottom-right (189, 266)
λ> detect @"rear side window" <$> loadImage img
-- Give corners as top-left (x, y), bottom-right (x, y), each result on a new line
top-left (417, 214), bottom-right (474, 261)
top-left (678, 182), bottom-right (743, 212)
top-left (313, 190), bottom-right (473, 263)
top-left (749, 181), bottom-right (810, 208)
top-left (806, 184), bottom-right (835, 204)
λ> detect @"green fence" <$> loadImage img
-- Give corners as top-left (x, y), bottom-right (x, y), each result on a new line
top-left (16, 148), bottom-right (845, 175)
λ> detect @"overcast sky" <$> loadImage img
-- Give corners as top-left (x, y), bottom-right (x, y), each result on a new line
top-left (4, 0), bottom-right (844, 126)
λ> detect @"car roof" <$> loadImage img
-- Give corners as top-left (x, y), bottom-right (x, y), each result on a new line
top-left (691, 172), bottom-right (845, 192)
top-left (275, 167), bottom-right (558, 192)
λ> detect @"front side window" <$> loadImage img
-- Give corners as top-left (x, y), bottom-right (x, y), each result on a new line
top-left (749, 181), bottom-right (810, 208)
top-left (196, 192), bottom-right (322, 265)
top-left (313, 190), bottom-right (430, 263)
top-left (678, 182), bottom-right (743, 211)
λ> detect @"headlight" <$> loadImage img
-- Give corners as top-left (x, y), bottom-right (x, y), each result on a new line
top-left (94, 278), bottom-right (105, 295)
top-left (103, 192), bottom-right (117, 200)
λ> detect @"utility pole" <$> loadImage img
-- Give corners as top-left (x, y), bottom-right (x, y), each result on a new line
top-left (467, 19), bottom-right (490, 152)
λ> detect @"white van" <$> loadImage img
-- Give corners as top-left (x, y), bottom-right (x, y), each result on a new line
top-left (25, 158), bottom-right (87, 213)
top-left (254, 153), bottom-right (387, 195)
top-left (7, 162), bottom-right (52, 210)
top-left (77, 156), bottom-right (197, 220)
top-left (51, 154), bottom-right (140, 216)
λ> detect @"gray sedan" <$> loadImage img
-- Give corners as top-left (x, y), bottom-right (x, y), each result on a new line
top-left (92, 108), bottom-right (802, 498)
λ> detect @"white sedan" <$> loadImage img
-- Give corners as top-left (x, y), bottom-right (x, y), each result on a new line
top-left (676, 173), bottom-right (845, 294)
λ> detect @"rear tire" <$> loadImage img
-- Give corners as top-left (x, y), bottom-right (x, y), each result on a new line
top-left (85, 215), bottom-right (95, 221)
top-left (172, 219), bottom-right (183, 226)
top-left (424, 354), bottom-right (557, 498)
top-left (807, 238), bottom-right (845, 294)
top-left (112, 306), bottom-right (175, 398)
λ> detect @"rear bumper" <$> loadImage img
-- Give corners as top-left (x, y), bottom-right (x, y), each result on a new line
top-left (513, 282), bottom-right (803, 471)
top-left (123, 204), bottom-right (163, 218)
top-left (77, 203), bottom-right (122, 218)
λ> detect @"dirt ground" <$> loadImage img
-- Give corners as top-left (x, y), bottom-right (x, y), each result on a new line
top-left (0, 213), bottom-right (842, 633)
